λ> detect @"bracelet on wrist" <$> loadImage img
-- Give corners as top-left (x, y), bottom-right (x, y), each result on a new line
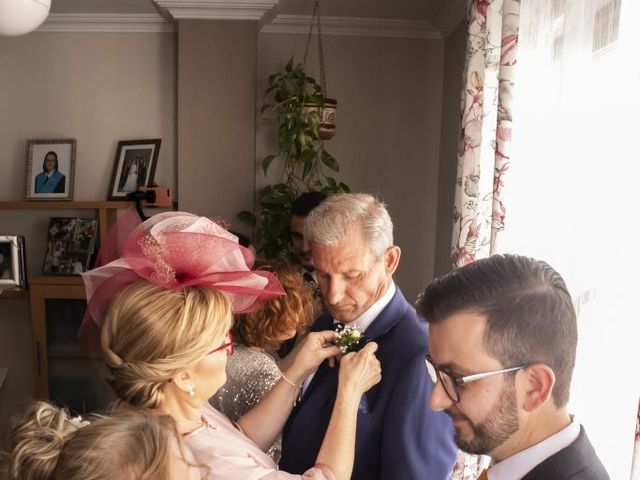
top-left (281, 372), bottom-right (300, 388)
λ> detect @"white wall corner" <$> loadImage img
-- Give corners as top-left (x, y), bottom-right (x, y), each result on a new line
top-left (261, 15), bottom-right (441, 39)
top-left (154, 0), bottom-right (280, 21)
top-left (431, 0), bottom-right (467, 38)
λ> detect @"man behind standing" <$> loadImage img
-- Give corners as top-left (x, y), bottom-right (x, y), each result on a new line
top-left (280, 193), bottom-right (457, 479)
top-left (278, 191), bottom-right (327, 358)
top-left (418, 254), bottom-right (609, 480)
top-left (289, 191), bottom-right (326, 278)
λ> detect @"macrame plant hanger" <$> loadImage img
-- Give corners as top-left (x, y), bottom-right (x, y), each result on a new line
top-left (302, 0), bottom-right (327, 100)
top-left (302, 0), bottom-right (337, 140)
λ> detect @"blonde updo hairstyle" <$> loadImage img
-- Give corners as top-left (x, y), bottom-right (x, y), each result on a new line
top-left (0, 401), bottom-right (192, 480)
top-left (101, 280), bottom-right (232, 409)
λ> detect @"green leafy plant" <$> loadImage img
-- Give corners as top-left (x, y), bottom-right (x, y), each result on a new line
top-left (239, 57), bottom-right (349, 258)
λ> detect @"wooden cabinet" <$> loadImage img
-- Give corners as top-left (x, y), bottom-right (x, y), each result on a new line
top-left (29, 276), bottom-right (115, 412)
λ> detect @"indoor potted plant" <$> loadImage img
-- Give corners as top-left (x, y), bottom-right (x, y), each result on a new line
top-left (239, 57), bottom-right (348, 259)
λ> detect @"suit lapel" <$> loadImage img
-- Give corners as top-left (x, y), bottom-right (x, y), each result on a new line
top-left (361, 288), bottom-right (410, 342)
top-left (521, 426), bottom-right (602, 480)
top-left (299, 289), bottom-right (412, 414)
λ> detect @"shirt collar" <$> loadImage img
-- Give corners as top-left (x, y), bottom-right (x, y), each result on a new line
top-left (335, 282), bottom-right (396, 333)
top-left (488, 417), bottom-right (580, 480)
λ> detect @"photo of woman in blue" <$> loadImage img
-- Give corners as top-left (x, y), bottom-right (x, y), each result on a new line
top-left (34, 151), bottom-right (66, 193)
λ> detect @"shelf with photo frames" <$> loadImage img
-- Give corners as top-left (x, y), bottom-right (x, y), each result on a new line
top-left (0, 201), bottom-right (131, 250)
top-left (0, 200), bottom-right (175, 409)
top-left (0, 201), bottom-right (130, 409)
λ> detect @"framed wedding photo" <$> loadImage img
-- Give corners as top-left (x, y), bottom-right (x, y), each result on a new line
top-left (108, 139), bottom-right (161, 200)
top-left (25, 139), bottom-right (76, 201)
top-left (0, 235), bottom-right (26, 290)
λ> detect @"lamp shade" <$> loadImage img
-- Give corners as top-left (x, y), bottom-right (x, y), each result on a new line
top-left (0, 0), bottom-right (51, 36)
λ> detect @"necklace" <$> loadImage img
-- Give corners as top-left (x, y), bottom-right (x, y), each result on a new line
top-left (173, 411), bottom-right (205, 427)
top-left (173, 412), bottom-right (215, 436)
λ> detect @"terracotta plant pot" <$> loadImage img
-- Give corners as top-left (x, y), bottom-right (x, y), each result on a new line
top-left (303, 98), bottom-right (337, 140)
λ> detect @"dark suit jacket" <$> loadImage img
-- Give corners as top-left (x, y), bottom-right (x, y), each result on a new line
top-left (280, 287), bottom-right (457, 480)
top-left (521, 426), bottom-right (609, 480)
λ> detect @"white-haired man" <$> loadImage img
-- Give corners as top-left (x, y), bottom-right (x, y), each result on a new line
top-left (280, 193), bottom-right (457, 479)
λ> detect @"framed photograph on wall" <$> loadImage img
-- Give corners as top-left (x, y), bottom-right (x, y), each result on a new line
top-left (108, 139), bottom-right (161, 200)
top-left (25, 139), bottom-right (76, 201)
top-left (0, 235), bottom-right (26, 290)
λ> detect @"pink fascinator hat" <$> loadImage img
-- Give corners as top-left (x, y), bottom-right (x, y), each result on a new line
top-left (79, 210), bottom-right (284, 351)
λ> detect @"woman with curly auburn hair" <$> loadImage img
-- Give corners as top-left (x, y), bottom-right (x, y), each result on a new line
top-left (235, 260), bottom-right (312, 349)
top-left (210, 260), bottom-right (312, 461)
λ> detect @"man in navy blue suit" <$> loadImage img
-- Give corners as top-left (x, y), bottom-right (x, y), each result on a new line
top-left (280, 193), bottom-right (457, 479)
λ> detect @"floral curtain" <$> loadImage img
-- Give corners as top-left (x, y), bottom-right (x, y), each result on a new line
top-left (632, 398), bottom-right (640, 480)
top-left (449, 0), bottom-right (522, 477)
top-left (450, 0), bottom-right (521, 269)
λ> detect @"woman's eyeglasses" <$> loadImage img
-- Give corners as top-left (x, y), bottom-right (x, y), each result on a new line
top-left (207, 331), bottom-right (235, 356)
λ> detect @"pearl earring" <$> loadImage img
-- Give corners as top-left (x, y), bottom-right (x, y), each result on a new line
top-left (187, 384), bottom-right (195, 398)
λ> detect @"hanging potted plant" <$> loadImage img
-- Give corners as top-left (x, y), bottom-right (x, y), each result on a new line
top-left (239, 59), bottom-right (348, 258)
top-left (239, 1), bottom-right (348, 258)
top-left (300, 0), bottom-right (337, 141)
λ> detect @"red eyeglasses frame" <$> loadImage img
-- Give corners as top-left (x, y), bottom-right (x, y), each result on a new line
top-left (207, 331), bottom-right (235, 356)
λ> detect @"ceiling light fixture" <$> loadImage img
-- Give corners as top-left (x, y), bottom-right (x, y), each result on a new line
top-left (0, 0), bottom-right (51, 36)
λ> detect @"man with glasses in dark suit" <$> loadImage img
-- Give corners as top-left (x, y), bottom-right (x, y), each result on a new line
top-left (418, 254), bottom-right (609, 480)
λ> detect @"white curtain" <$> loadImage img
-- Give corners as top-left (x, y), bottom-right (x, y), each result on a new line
top-left (497, 0), bottom-right (640, 478)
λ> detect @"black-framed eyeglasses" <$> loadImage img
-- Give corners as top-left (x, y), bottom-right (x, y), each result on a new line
top-left (424, 353), bottom-right (530, 403)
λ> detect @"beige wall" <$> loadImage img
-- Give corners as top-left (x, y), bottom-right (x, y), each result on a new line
top-left (434, 22), bottom-right (467, 278)
top-left (0, 31), bottom-right (175, 437)
top-left (0, 32), bottom-right (176, 202)
top-left (178, 20), bottom-right (258, 228)
top-left (257, 33), bottom-right (445, 302)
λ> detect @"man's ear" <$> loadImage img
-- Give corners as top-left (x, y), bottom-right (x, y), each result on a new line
top-left (384, 246), bottom-right (401, 274)
top-left (520, 363), bottom-right (556, 412)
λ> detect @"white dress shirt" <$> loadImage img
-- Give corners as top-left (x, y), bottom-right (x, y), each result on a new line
top-left (300, 282), bottom-right (397, 396)
top-left (487, 417), bottom-right (580, 480)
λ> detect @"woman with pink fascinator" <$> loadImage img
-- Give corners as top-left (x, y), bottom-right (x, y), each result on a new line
top-left (80, 211), bottom-right (381, 480)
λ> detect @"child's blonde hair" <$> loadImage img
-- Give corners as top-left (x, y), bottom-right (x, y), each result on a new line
top-left (0, 401), bottom-right (195, 480)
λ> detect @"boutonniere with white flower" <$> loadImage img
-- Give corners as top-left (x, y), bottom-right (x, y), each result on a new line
top-left (335, 323), bottom-right (363, 353)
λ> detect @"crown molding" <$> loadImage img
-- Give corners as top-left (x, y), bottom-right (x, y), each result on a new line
top-left (261, 15), bottom-right (441, 39)
top-left (431, 0), bottom-right (467, 38)
top-left (37, 14), bottom-right (174, 33)
top-left (155, 0), bottom-right (278, 21)
top-left (33, 11), bottom-right (447, 39)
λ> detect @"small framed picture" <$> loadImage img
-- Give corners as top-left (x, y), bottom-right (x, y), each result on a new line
top-left (43, 218), bottom-right (98, 275)
top-left (0, 235), bottom-right (26, 290)
top-left (108, 139), bottom-right (161, 200)
top-left (25, 139), bottom-right (76, 201)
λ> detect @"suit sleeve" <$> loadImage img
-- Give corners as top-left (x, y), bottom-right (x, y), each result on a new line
top-left (381, 352), bottom-right (457, 480)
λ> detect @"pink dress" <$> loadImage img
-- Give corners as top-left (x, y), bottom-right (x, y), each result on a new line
top-left (184, 403), bottom-right (336, 480)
